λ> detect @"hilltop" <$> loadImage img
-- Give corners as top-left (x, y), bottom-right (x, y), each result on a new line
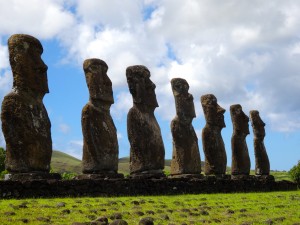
top-left (51, 150), bottom-right (174, 175)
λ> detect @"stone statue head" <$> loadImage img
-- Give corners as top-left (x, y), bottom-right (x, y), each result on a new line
top-left (230, 104), bottom-right (250, 135)
top-left (8, 34), bottom-right (49, 95)
top-left (201, 94), bottom-right (225, 128)
top-left (126, 65), bottom-right (158, 109)
top-left (249, 110), bottom-right (265, 139)
top-left (171, 78), bottom-right (195, 124)
top-left (83, 58), bottom-right (114, 105)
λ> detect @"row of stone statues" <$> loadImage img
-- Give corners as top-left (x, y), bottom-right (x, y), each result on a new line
top-left (1, 34), bottom-right (270, 180)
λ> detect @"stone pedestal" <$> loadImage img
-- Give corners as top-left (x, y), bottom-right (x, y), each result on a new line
top-left (231, 174), bottom-right (249, 180)
top-left (129, 170), bottom-right (166, 179)
top-left (5, 172), bottom-right (61, 181)
top-left (255, 175), bottom-right (275, 181)
top-left (231, 175), bottom-right (257, 180)
top-left (169, 174), bottom-right (204, 179)
top-left (205, 174), bottom-right (231, 180)
top-left (75, 173), bottom-right (124, 180)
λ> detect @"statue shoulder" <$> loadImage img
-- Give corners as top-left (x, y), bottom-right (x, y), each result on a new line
top-left (127, 106), bottom-right (140, 118)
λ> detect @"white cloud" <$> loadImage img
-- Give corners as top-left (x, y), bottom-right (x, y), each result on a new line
top-left (111, 91), bottom-right (133, 120)
top-left (0, 42), bottom-right (9, 69)
top-left (65, 140), bottom-right (83, 159)
top-left (0, 122), bottom-right (5, 148)
top-left (1, 0), bottom-right (300, 134)
top-left (0, 70), bottom-right (12, 96)
top-left (117, 132), bottom-right (123, 139)
top-left (0, 0), bottom-right (75, 39)
top-left (76, 0), bottom-right (143, 28)
top-left (59, 123), bottom-right (71, 134)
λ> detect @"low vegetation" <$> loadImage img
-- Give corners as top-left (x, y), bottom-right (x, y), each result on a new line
top-left (289, 161), bottom-right (300, 184)
top-left (51, 151), bottom-right (292, 181)
top-left (0, 191), bottom-right (299, 224)
top-left (0, 147), bottom-right (5, 172)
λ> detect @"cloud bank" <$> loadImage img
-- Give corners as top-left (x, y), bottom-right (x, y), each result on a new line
top-left (1, 0), bottom-right (300, 149)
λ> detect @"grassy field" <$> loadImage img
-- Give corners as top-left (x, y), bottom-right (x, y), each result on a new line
top-left (0, 191), bottom-right (299, 224)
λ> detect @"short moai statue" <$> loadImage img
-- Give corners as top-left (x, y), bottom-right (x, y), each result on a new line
top-left (170, 78), bottom-right (202, 178)
top-left (230, 104), bottom-right (251, 179)
top-left (79, 58), bottom-right (123, 179)
top-left (201, 94), bottom-right (228, 177)
top-left (126, 65), bottom-right (165, 178)
top-left (249, 110), bottom-right (273, 180)
top-left (1, 34), bottom-right (60, 180)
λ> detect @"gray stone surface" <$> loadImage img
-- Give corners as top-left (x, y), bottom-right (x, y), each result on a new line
top-left (126, 65), bottom-right (165, 177)
top-left (1, 34), bottom-right (52, 173)
top-left (230, 104), bottom-right (251, 176)
top-left (170, 78), bottom-right (201, 176)
top-left (81, 58), bottom-right (121, 176)
top-left (201, 94), bottom-right (227, 175)
top-left (250, 110), bottom-right (270, 175)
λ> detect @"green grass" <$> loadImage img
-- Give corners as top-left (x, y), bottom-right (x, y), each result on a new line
top-left (270, 171), bottom-right (292, 181)
top-left (0, 191), bottom-right (299, 224)
top-left (51, 150), bottom-right (82, 174)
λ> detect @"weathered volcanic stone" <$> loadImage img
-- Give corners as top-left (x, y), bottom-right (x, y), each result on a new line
top-left (170, 78), bottom-right (201, 176)
top-left (249, 110), bottom-right (270, 176)
top-left (81, 58), bottom-right (122, 177)
top-left (126, 65), bottom-right (165, 177)
top-left (200, 94), bottom-right (227, 175)
top-left (230, 104), bottom-right (251, 177)
top-left (1, 34), bottom-right (52, 174)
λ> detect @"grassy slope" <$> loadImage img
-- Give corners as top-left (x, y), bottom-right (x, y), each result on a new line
top-left (51, 150), bottom-right (291, 181)
top-left (51, 151), bottom-right (174, 175)
top-left (51, 150), bottom-right (81, 174)
top-left (0, 191), bottom-right (299, 224)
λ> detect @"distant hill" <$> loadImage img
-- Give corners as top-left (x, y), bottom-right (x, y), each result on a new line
top-left (51, 150), bottom-right (82, 174)
top-left (51, 150), bottom-right (197, 175)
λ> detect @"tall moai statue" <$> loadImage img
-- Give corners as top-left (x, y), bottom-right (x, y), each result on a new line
top-left (249, 110), bottom-right (271, 179)
top-left (126, 65), bottom-right (165, 178)
top-left (230, 104), bottom-right (251, 179)
top-left (201, 94), bottom-right (227, 176)
top-left (170, 78), bottom-right (202, 178)
top-left (1, 34), bottom-right (59, 180)
top-left (80, 58), bottom-right (123, 179)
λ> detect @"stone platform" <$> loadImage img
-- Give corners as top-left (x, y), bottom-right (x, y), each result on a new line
top-left (0, 177), bottom-right (297, 199)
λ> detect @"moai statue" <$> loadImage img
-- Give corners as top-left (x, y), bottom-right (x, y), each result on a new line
top-left (79, 58), bottom-right (123, 179)
top-left (126, 65), bottom-right (165, 178)
top-left (201, 94), bottom-right (228, 177)
top-left (230, 104), bottom-right (251, 179)
top-left (170, 78), bottom-right (202, 178)
top-left (1, 34), bottom-right (60, 180)
top-left (249, 110), bottom-right (272, 180)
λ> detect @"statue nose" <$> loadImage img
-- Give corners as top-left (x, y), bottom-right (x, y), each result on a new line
top-left (151, 81), bottom-right (156, 89)
top-left (44, 64), bottom-right (48, 72)
top-left (217, 105), bottom-right (225, 114)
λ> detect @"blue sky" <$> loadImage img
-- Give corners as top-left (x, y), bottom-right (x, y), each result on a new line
top-left (0, 0), bottom-right (300, 171)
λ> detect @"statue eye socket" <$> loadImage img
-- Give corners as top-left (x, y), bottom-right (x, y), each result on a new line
top-left (175, 84), bottom-right (181, 89)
